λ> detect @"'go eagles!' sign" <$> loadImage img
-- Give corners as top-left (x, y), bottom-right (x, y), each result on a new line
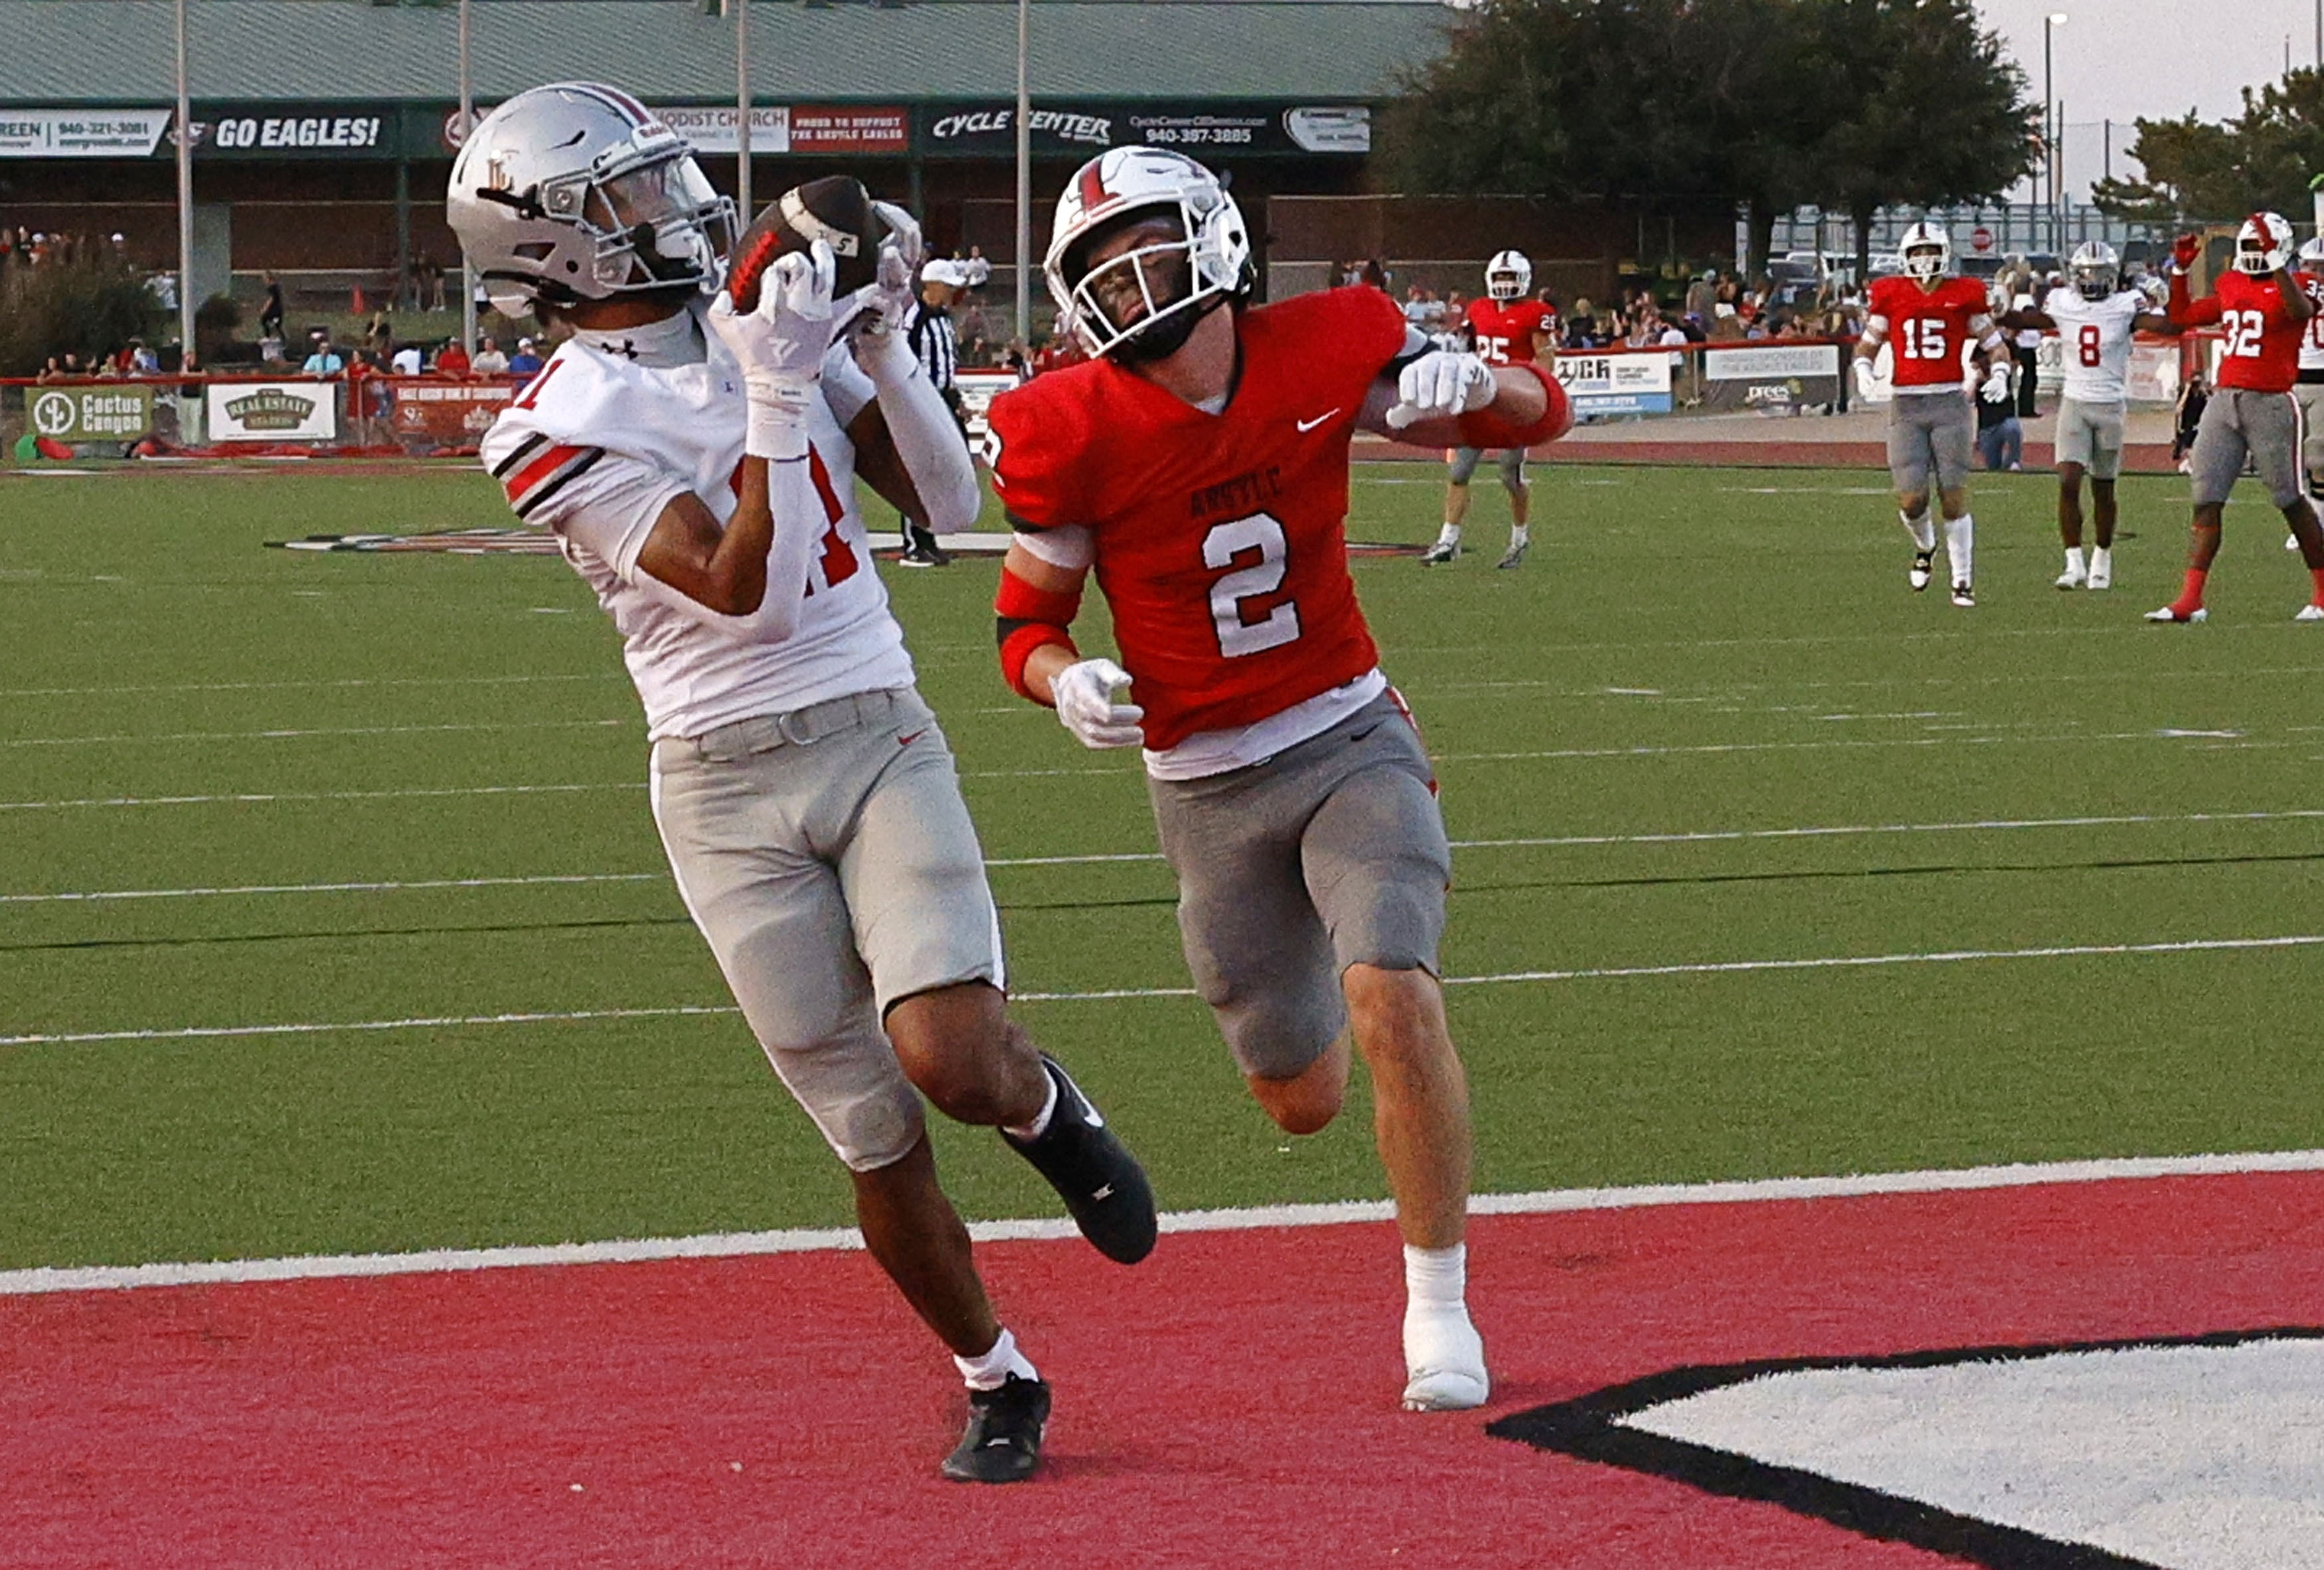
top-left (179, 106), bottom-right (393, 158)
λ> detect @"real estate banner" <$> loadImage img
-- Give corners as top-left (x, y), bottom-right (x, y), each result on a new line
top-left (206, 382), bottom-right (339, 442)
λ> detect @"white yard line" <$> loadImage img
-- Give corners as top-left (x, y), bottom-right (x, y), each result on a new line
top-left (1, 718), bottom-right (629, 750)
top-left (6, 1148), bottom-right (2319, 1297)
top-left (0, 672), bottom-right (623, 700)
top-left (7, 933), bottom-right (2317, 1047)
top-left (11, 806), bottom-right (2317, 901)
top-left (0, 782), bottom-right (645, 813)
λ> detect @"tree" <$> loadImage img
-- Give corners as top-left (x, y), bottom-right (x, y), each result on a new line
top-left (1801, 0), bottom-right (2036, 283)
top-left (2092, 69), bottom-right (2324, 222)
top-left (1381, 0), bottom-right (2033, 280)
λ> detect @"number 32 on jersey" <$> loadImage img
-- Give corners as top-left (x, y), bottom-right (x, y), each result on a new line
top-left (1204, 513), bottom-right (1300, 657)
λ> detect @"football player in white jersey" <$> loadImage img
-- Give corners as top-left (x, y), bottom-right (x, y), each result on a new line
top-left (448, 82), bottom-right (1156, 1485)
top-left (2295, 237), bottom-right (2324, 504)
top-left (1999, 240), bottom-right (2175, 590)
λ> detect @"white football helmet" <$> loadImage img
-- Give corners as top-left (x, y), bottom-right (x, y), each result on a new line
top-left (448, 82), bottom-right (737, 317)
top-left (1044, 147), bottom-right (1252, 361)
top-left (1485, 250), bottom-right (1533, 302)
top-left (2236, 212), bottom-right (2294, 275)
top-left (2068, 240), bottom-right (2120, 302)
top-left (2299, 236), bottom-right (2324, 269)
top-left (1898, 220), bottom-right (1950, 284)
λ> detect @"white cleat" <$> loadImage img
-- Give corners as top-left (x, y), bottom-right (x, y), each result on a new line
top-left (2296, 603), bottom-right (2324, 622)
top-left (1419, 540), bottom-right (1460, 565)
top-left (2289, 533), bottom-right (2304, 552)
top-left (2088, 551), bottom-right (2112, 590)
top-left (1908, 551), bottom-right (1934, 592)
top-left (1402, 1307), bottom-right (1489, 1412)
top-left (1950, 581), bottom-right (1975, 608)
top-left (2054, 565), bottom-right (2087, 590)
top-left (2145, 604), bottom-right (2207, 624)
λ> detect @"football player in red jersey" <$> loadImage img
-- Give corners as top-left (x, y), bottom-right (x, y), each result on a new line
top-left (1423, 249), bottom-right (1558, 567)
top-left (983, 147), bottom-right (1572, 1414)
top-left (1854, 220), bottom-right (2009, 606)
top-left (2145, 214), bottom-right (2324, 623)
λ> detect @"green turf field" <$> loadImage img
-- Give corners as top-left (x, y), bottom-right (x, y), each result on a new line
top-left (3, 460), bottom-right (2321, 1271)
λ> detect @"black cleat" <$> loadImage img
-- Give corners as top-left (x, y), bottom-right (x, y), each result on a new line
top-left (1908, 551), bottom-right (1934, 592)
top-left (941, 1374), bottom-right (1050, 1484)
top-left (1002, 1055), bottom-right (1157, 1265)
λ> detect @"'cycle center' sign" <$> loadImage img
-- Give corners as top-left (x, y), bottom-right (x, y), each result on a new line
top-left (29, 386), bottom-right (154, 442)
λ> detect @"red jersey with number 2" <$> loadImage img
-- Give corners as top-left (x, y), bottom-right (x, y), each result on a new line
top-left (1868, 275), bottom-right (1991, 389)
top-left (1465, 297), bottom-right (1554, 365)
top-left (2177, 269), bottom-right (2319, 394)
top-left (985, 286), bottom-right (1408, 750)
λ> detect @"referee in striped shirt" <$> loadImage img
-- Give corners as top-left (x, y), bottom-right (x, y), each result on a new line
top-left (896, 257), bottom-right (985, 566)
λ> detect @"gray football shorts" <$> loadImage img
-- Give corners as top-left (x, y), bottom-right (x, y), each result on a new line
top-left (2189, 387), bottom-right (2305, 509)
top-left (1886, 391), bottom-right (1975, 495)
top-left (2053, 396), bottom-right (2127, 480)
top-left (1145, 691), bottom-right (1453, 1081)
top-left (1448, 445), bottom-right (1528, 486)
top-left (649, 686), bottom-right (1004, 1172)
top-left (2295, 382), bottom-right (2324, 478)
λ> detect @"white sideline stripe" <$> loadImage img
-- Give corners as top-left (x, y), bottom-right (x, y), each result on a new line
top-left (9, 934), bottom-right (2320, 1045)
top-left (0, 672), bottom-right (623, 700)
top-left (11, 807), bottom-right (2321, 902)
top-left (7, 1148), bottom-right (2321, 1298)
top-left (0, 782), bottom-right (643, 813)
top-left (1, 718), bottom-right (629, 749)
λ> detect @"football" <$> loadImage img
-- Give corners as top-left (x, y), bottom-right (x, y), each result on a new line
top-left (726, 175), bottom-right (890, 312)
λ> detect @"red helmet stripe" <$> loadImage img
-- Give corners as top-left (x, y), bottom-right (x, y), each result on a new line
top-left (1076, 159), bottom-right (1111, 215)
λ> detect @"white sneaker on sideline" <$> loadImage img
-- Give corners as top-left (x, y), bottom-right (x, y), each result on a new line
top-left (2296, 603), bottom-right (2324, 622)
top-left (1402, 1306), bottom-right (1489, 1412)
top-left (2054, 563), bottom-right (2086, 590)
top-left (2088, 550), bottom-right (2112, 590)
top-left (2145, 604), bottom-right (2207, 623)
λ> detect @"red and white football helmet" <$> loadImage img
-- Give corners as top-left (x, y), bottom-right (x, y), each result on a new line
top-left (1898, 220), bottom-right (1950, 284)
top-left (1043, 147), bottom-right (1252, 360)
top-left (1485, 249), bottom-right (1533, 302)
top-left (2236, 212), bottom-right (2294, 275)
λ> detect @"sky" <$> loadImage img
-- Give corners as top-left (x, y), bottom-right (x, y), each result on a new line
top-left (1976, 0), bottom-right (2323, 196)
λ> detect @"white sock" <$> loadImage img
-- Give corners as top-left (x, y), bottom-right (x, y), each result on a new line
top-left (1945, 513), bottom-right (1974, 586)
top-left (1507, 525), bottom-right (1530, 550)
top-left (1404, 1242), bottom-right (1468, 1312)
top-left (1435, 523), bottom-right (1463, 548)
top-left (2092, 546), bottom-right (2112, 571)
top-left (955, 1326), bottom-right (1039, 1391)
top-left (1001, 1067), bottom-right (1059, 1143)
top-left (1900, 509), bottom-right (1936, 554)
top-left (2063, 546), bottom-right (2086, 575)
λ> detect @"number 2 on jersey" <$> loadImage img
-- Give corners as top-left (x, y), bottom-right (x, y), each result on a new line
top-left (1204, 513), bottom-right (1301, 657)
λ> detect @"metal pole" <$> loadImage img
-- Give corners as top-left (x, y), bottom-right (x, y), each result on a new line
top-left (173, 0), bottom-right (195, 363)
top-left (459, 0), bottom-right (476, 353)
top-left (735, 0), bottom-right (751, 220)
top-left (1015, 0), bottom-right (1031, 345)
top-left (2042, 21), bottom-right (2054, 254)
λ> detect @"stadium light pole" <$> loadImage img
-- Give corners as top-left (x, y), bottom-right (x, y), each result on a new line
top-left (459, 0), bottom-right (477, 354)
top-left (2044, 13), bottom-right (2065, 255)
top-left (173, 0), bottom-right (195, 365)
top-left (735, 0), bottom-right (752, 222)
top-left (1015, 0), bottom-right (1031, 346)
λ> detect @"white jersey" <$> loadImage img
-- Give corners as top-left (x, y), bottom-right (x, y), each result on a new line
top-left (2041, 286), bottom-right (2148, 406)
top-left (2300, 288), bottom-right (2324, 374)
top-left (479, 307), bottom-right (912, 742)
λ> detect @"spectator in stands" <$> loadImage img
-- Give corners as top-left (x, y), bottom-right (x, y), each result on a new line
top-left (301, 330), bottom-right (344, 377)
top-left (36, 355), bottom-right (66, 384)
top-left (1974, 349), bottom-right (2023, 472)
top-left (507, 337), bottom-right (546, 381)
top-left (470, 334), bottom-right (509, 377)
top-left (2173, 372), bottom-right (2208, 475)
top-left (434, 337), bottom-right (471, 377)
top-left (260, 272), bottom-right (286, 343)
top-left (1402, 284), bottom-right (1441, 330)
top-left (1685, 270), bottom-right (1717, 323)
top-left (390, 341), bottom-right (423, 375)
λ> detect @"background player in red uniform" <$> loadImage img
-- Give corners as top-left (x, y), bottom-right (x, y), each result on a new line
top-left (983, 146), bottom-right (1570, 1413)
top-left (2146, 214), bottom-right (2324, 623)
top-left (1422, 248), bottom-right (1556, 567)
top-left (1853, 220), bottom-right (2009, 607)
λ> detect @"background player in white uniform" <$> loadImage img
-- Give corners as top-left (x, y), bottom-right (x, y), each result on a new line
top-left (2295, 237), bottom-right (2324, 507)
top-left (1999, 240), bottom-right (2175, 590)
top-left (449, 82), bottom-right (1155, 1486)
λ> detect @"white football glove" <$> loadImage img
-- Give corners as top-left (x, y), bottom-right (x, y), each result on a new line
top-left (1051, 657), bottom-right (1144, 750)
top-left (849, 201), bottom-right (925, 384)
top-left (1980, 363), bottom-right (2013, 403)
top-left (1384, 349), bottom-right (1497, 430)
top-left (708, 239), bottom-right (837, 456)
top-left (1851, 356), bottom-right (1880, 402)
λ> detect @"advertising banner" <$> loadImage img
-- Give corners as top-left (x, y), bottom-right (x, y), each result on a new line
top-left (918, 102), bottom-right (1370, 157)
top-left (786, 107), bottom-right (911, 154)
top-left (185, 107), bottom-right (394, 158)
top-left (0, 108), bottom-right (171, 158)
top-left (1552, 353), bottom-right (1674, 416)
top-left (27, 385), bottom-right (155, 442)
top-left (388, 381), bottom-right (513, 448)
top-left (653, 105), bottom-right (792, 155)
top-left (206, 382), bottom-right (339, 442)
top-left (1699, 342), bottom-right (1843, 412)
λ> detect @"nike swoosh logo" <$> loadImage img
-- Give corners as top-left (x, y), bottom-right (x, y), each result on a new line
top-left (1296, 408), bottom-right (1342, 432)
top-left (897, 730), bottom-right (926, 747)
top-left (1082, 1106), bottom-right (1105, 1128)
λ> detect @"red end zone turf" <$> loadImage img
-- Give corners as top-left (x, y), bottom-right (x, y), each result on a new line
top-left (4, 1170), bottom-right (2319, 1569)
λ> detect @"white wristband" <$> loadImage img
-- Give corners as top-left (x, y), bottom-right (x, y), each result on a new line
top-left (745, 400), bottom-right (809, 462)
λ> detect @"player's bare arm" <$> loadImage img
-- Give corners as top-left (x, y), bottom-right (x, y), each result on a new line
top-left (634, 459), bottom-right (788, 615)
top-left (2280, 267), bottom-right (2317, 323)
